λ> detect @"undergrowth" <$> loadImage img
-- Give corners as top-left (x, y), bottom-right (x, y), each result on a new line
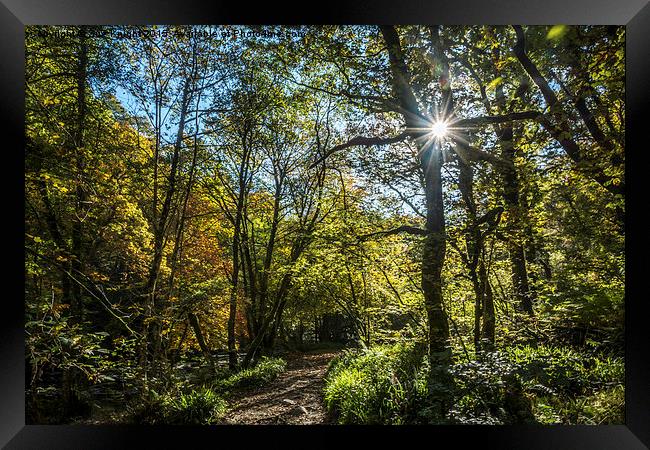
top-left (323, 342), bottom-right (624, 425)
top-left (128, 387), bottom-right (227, 425)
top-left (213, 356), bottom-right (287, 392)
top-left (128, 356), bottom-right (286, 424)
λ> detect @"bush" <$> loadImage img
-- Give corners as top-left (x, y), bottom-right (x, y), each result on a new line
top-left (323, 342), bottom-right (624, 425)
top-left (324, 342), bottom-right (536, 425)
top-left (506, 345), bottom-right (624, 424)
top-left (508, 345), bottom-right (588, 395)
top-left (323, 342), bottom-right (427, 424)
top-left (127, 387), bottom-right (227, 425)
top-left (447, 351), bottom-right (534, 425)
top-left (214, 357), bottom-right (286, 392)
top-left (507, 345), bottom-right (623, 396)
top-left (533, 385), bottom-right (624, 425)
top-left (164, 388), bottom-right (228, 424)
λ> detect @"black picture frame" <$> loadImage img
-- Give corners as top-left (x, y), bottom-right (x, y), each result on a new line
top-left (2, 1), bottom-right (648, 448)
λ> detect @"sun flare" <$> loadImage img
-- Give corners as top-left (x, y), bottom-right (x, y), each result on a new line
top-left (431, 120), bottom-right (449, 139)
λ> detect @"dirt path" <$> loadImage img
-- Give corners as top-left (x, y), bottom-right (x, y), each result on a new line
top-left (221, 351), bottom-right (338, 425)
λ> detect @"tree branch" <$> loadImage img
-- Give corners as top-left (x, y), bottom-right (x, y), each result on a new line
top-left (454, 111), bottom-right (541, 127)
top-left (455, 142), bottom-right (515, 170)
top-left (309, 130), bottom-right (410, 169)
top-left (358, 225), bottom-right (428, 241)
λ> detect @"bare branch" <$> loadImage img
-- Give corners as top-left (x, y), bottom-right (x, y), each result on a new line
top-left (309, 130), bottom-right (410, 169)
top-left (454, 111), bottom-right (541, 128)
top-left (455, 143), bottom-right (514, 170)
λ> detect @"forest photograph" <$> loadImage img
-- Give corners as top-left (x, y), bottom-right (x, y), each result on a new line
top-left (25, 24), bottom-right (625, 425)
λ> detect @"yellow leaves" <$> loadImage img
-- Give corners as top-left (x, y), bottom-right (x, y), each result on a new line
top-left (89, 271), bottom-right (110, 282)
top-left (98, 171), bottom-right (112, 182)
top-left (486, 77), bottom-right (504, 92)
top-left (143, 317), bottom-right (158, 326)
top-left (547, 25), bottom-right (568, 40)
top-left (52, 303), bottom-right (69, 314)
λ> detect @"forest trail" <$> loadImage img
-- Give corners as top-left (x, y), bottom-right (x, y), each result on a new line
top-left (221, 351), bottom-right (338, 425)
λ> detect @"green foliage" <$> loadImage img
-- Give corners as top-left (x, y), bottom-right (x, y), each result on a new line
top-left (507, 345), bottom-right (623, 395)
top-left (447, 352), bottom-right (533, 425)
top-left (26, 313), bottom-right (114, 384)
top-left (533, 385), bottom-right (624, 425)
top-left (324, 342), bottom-right (624, 425)
top-left (506, 345), bottom-right (624, 424)
top-left (214, 357), bottom-right (287, 392)
top-left (128, 387), bottom-right (227, 425)
top-left (323, 342), bottom-right (428, 424)
top-left (164, 388), bottom-right (228, 425)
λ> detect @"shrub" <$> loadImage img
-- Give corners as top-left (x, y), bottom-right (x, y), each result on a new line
top-left (447, 351), bottom-right (534, 425)
top-left (323, 342), bottom-right (427, 424)
top-left (323, 342), bottom-right (624, 425)
top-left (507, 345), bottom-right (624, 396)
top-left (214, 357), bottom-right (286, 392)
top-left (506, 345), bottom-right (624, 424)
top-left (127, 387), bottom-right (227, 425)
top-left (507, 345), bottom-right (589, 395)
top-left (532, 385), bottom-right (624, 425)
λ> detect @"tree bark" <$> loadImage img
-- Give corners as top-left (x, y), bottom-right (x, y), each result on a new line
top-left (188, 312), bottom-right (214, 368)
top-left (69, 26), bottom-right (88, 322)
top-left (494, 79), bottom-right (534, 316)
top-left (431, 23), bottom-right (497, 351)
top-left (143, 64), bottom-right (193, 378)
top-left (381, 25), bottom-right (451, 363)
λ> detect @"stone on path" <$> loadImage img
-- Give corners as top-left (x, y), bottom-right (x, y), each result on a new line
top-left (290, 405), bottom-right (309, 416)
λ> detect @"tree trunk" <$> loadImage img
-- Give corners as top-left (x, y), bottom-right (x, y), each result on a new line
top-left (381, 25), bottom-right (451, 363)
top-left (228, 205), bottom-right (242, 371)
top-left (143, 67), bottom-right (193, 379)
top-left (188, 313), bottom-right (214, 370)
top-left (70, 25), bottom-right (88, 322)
top-left (495, 80), bottom-right (534, 316)
top-left (421, 145), bottom-right (451, 360)
top-left (479, 259), bottom-right (496, 347)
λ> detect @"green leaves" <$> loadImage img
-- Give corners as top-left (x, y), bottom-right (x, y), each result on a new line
top-left (486, 76), bottom-right (504, 92)
top-left (547, 25), bottom-right (568, 40)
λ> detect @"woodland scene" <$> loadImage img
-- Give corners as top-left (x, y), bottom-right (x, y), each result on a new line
top-left (25, 25), bottom-right (624, 425)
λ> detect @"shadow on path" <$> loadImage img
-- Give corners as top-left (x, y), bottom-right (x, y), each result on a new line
top-left (221, 351), bottom-right (339, 425)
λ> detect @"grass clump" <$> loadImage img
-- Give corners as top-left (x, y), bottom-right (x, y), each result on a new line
top-left (323, 342), bottom-right (427, 424)
top-left (214, 356), bottom-right (287, 392)
top-left (164, 388), bottom-right (228, 424)
top-left (127, 387), bottom-right (227, 425)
